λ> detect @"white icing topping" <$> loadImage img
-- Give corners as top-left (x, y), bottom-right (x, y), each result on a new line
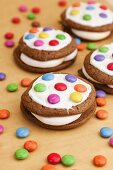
top-left (71, 29), bottom-right (111, 41)
top-left (23, 27), bottom-right (72, 51)
top-left (20, 49), bottom-right (77, 68)
top-left (29, 74), bottom-right (91, 109)
top-left (66, 2), bottom-right (113, 27)
top-left (90, 43), bottom-right (113, 76)
top-left (31, 112), bottom-right (81, 126)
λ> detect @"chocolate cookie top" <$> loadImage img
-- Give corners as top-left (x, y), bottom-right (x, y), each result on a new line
top-left (65, 2), bottom-right (113, 27)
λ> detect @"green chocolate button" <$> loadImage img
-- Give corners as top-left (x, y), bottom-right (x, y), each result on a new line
top-left (56, 34), bottom-right (66, 40)
top-left (99, 46), bottom-right (109, 53)
top-left (83, 14), bottom-right (92, 21)
top-left (27, 13), bottom-right (36, 20)
top-left (61, 155), bottom-right (76, 167)
top-left (87, 43), bottom-right (97, 50)
top-left (7, 83), bottom-right (18, 92)
top-left (34, 83), bottom-right (46, 92)
top-left (15, 148), bottom-right (29, 160)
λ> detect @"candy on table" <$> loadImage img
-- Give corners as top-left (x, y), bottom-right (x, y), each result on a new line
top-left (100, 127), bottom-right (113, 138)
top-left (47, 153), bottom-right (61, 164)
top-left (31, 21), bottom-right (40, 27)
top-left (93, 155), bottom-right (107, 167)
top-left (0, 125), bottom-right (4, 134)
top-left (19, 5), bottom-right (28, 12)
top-left (96, 98), bottom-right (106, 107)
top-left (109, 137), bottom-right (113, 147)
top-left (15, 148), bottom-right (29, 160)
top-left (76, 43), bottom-right (86, 51)
top-left (11, 17), bottom-right (21, 24)
top-left (24, 140), bottom-right (38, 152)
top-left (96, 110), bottom-right (108, 120)
top-left (27, 13), bottom-right (36, 20)
top-left (41, 164), bottom-right (56, 170)
top-left (5, 40), bottom-right (15, 48)
top-left (7, 83), bottom-right (18, 92)
top-left (0, 109), bottom-right (10, 119)
top-left (58, 0), bottom-right (67, 7)
top-left (32, 7), bottom-right (41, 14)
top-left (87, 43), bottom-right (97, 50)
top-left (16, 127), bottom-right (30, 138)
top-left (0, 72), bottom-right (6, 81)
top-left (4, 32), bottom-right (14, 39)
top-left (61, 155), bottom-right (76, 167)
top-left (20, 78), bottom-right (32, 87)
top-left (96, 90), bottom-right (106, 98)
top-left (75, 37), bottom-right (81, 44)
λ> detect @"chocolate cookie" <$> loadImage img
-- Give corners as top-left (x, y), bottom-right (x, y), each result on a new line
top-left (61, 2), bottom-right (113, 41)
top-left (79, 43), bottom-right (113, 94)
top-left (14, 27), bottom-right (77, 73)
top-left (21, 73), bottom-right (96, 130)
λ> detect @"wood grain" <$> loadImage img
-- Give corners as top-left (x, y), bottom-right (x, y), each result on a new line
top-left (0, 0), bottom-right (113, 170)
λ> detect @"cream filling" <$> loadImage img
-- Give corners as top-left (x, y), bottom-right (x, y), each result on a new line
top-left (71, 29), bottom-right (111, 41)
top-left (20, 49), bottom-right (77, 68)
top-left (31, 112), bottom-right (81, 126)
top-left (82, 66), bottom-right (113, 89)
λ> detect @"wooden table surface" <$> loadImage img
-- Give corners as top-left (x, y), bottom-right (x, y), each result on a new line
top-left (0, 0), bottom-right (113, 170)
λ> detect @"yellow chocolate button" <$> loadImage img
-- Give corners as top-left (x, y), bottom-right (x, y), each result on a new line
top-left (39, 32), bottom-right (49, 38)
top-left (70, 92), bottom-right (82, 103)
top-left (70, 9), bottom-right (79, 16)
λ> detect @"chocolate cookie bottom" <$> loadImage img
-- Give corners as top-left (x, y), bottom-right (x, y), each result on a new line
top-left (21, 102), bottom-right (96, 130)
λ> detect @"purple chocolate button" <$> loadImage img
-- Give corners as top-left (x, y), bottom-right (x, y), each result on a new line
top-left (43, 27), bottom-right (53, 31)
top-left (34, 40), bottom-right (44, 46)
top-left (65, 74), bottom-right (77, 83)
top-left (0, 125), bottom-right (4, 134)
top-left (0, 72), bottom-right (6, 80)
top-left (94, 54), bottom-right (105, 61)
top-left (47, 94), bottom-right (60, 104)
top-left (5, 40), bottom-right (14, 47)
top-left (96, 90), bottom-right (106, 98)
top-left (99, 13), bottom-right (108, 18)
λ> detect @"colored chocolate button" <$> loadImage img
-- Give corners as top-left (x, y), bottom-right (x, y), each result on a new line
top-left (34, 83), bottom-right (46, 92)
top-left (74, 84), bottom-right (87, 92)
top-left (99, 46), bottom-right (109, 53)
top-left (54, 83), bottom-right (67, 91)
top-left (70, 92), bottom-right (83, 103)
top-left (39, 32), bottom-right (49, 38)
top-left (70, 9), bottom-right (79, 15)
top-left (49, 40), bottom-right (59, 46)
top-left (86, 6), bottom-right (95, 10)
top-left (43, 27), bottom-right (53, 31)
top-left (34, 40), bottom-right (44, 46)
top-left (99, 13), bottom-right (108, 18)
top-left (100, 127), bottom-right (113, 138)
top-left (42, 73), bottom-right (54, 81)
top-left (83, 14), bottom-right (92, 21)
top-left (94, 54), bottom-right (105, 61)
top-left (107, 63), bottom-right (113, 71)
top-left (25, 34), bottom-right (35, 40)
top-left (65, 74), bottom-right (77, 83)
top-left (56, 34), bottom-right (66, 40)
top-left (47, 94), bottom-right (60, 104)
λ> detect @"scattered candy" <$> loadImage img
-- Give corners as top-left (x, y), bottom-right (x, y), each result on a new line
top-left (31, 21), bottom-right (40, 27)
top-left (65, 74), bottom-right (77, 83)
top-left (54, 83), bottom-right (67, 91)
top-left (107, 63), bottom-right (113, 71)
top-left (99, 46), bottom-right (109, 53)
top-left (76, 43), bottom-right (86, 51)
top-left (0, 72), bottom-right (6, 81)
top-left (19, 5), bottom-right (28, 12)
top-left (75, 37), bottom-right (81, 44)
top-left (34, 83), bottom-right (46, 92)
top-left (5, 40), bottom-right (15, 48)
top-left (42, 73), bottom-right (54, 81)
top-left (100, 127), bottom-right (113, 138)
top-left (96, 110), bottom-right (108, 120)
top-left (4, 32), bottom-right (14, 39)
top-left (0, 125), bottom-right (4, 134)
top-left (70, 92), bottom-right (82, 103)
top-left (61, 155), bottom-right (76, 167)
top-left (58, 0), bottom-right (67, 7)
top-left (94, 54), bottom-right (105, 61)
top-left (11, 17), bottom-right (21, 24)
top-left (74, 84), bottom-right (87, 92)
top-left (24, 140), bottom-right (38, 152)
top-left (32, 7), bottom-right (41, 14)
top-left (7, 83), bottom-right (18, 92)
top-left (27, 13), bottom-right (36, 20)
top-left (47, 153), bottom-right (61, 164)
top-left (93, 155), bottom-right (107, 167)
top-left (109, 137), bottom-right (113, 147)
top-left (16, 127), bottom-right (30, 138)
top-left (87, 43), bottom-right (97, 50)
top-left (83, 14), bottom-right (92, 21)
top-left (15, 148), bottom-right (29, 160)
top-left (41, 164), bottom-right (56, 170)
top-left (20, 78), bottom-right (32, 87)
top-left (0, 109), bottom-right (10, 119)
top-left (48, 94), bottom-right (60, 104)
top-left (96, 98), bottom-right (106, 107)
top-left (96, 90), bottom-right (106, 98)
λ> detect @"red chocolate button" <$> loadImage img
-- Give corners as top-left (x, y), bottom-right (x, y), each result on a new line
top-left (4, 32), bottom-right (14, 39)
top-left (107, 63), bottom-right (113, 71)
top-left (49, 40), bottom-right (59, 46)
top-left (54, 83), bottom-right (67, 91)
top-left (100, 5), bottom-right (108, 10)
top-left (47, 153), bottom-right (61, 164)
top-left (11, 17), bottom-right (21, 24)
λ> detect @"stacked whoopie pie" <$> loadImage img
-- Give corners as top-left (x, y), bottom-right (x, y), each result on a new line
top-left (14, 27), bottom-right (77, 73)
top-left (61, 1), bottom-right (113, 41)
